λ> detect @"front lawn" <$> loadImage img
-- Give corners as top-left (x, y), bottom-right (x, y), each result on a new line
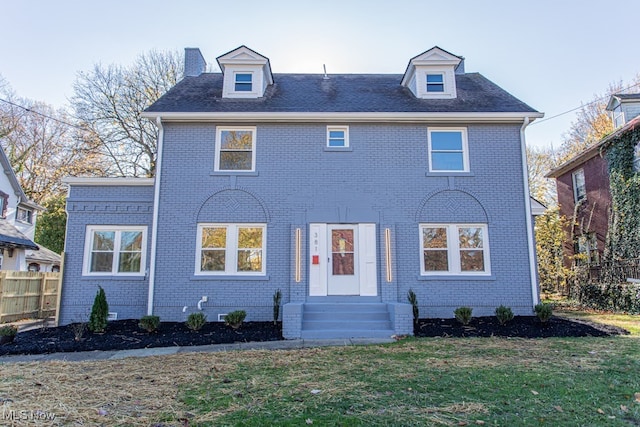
top-left (1, 336), bottom-right (639, 426)
top-left (556, 308), bottom-right (640, 336)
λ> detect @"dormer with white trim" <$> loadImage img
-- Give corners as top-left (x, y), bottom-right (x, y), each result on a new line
top-left (216, 45), bottom-right (274, 99)
top-left (401, 46), bottom-right (463, 100)
top-left (606, 94), bottom-right (640, 128)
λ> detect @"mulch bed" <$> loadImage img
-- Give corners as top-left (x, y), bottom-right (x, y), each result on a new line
top-left (0, 320), bottom-right (284, 356)
top-left (0, 316), bottom-right (627, 356)
top-left (414, 315), bottom-right (628, 338)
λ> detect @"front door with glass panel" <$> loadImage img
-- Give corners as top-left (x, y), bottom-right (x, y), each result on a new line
top-left (327, 225), bottom-right (360, 295)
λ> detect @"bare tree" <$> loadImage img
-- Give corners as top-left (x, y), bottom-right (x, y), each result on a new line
top-left (0, 97), bottom-right (106, 203)
top-left (72, 50), bottom-right (183, 177)
top-left (526, 144), bottom-right (557, 207)
top-left (556, 77), bottom-right (640, 164)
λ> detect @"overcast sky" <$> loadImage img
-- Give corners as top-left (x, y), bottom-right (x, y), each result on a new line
top-left (2, 0), bottom-right (639, 149)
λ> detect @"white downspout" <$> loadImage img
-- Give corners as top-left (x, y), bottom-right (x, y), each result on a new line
top-left (520, 117), bottom-right (540, 307)
top-left (147, 117), bottom-right (164, 315)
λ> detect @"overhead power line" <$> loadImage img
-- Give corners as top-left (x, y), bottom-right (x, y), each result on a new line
top-left (0, 97), bottom-right (89, 132)
top-left (531, 81), bottom-right (640, 126)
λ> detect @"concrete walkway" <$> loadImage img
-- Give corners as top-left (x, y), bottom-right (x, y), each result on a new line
top-left (0, 337), bottom-right (395, 364)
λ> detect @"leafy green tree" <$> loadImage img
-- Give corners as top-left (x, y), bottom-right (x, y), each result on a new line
top-left (535, 207), bottom-right (573, 295)
top-left (34, 194), bottom-right (66, 254)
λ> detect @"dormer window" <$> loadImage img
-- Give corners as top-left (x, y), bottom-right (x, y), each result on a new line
top-left (426, 74), bottom-right (444, 92)
top-left (217, 45), bottom-right (274, 99)
top-left (401, 46), bottom-right (462, 100)
top-left (235, 73), bottom-right (253, 92)
top-left (16, 207), bottom-right (33, 224)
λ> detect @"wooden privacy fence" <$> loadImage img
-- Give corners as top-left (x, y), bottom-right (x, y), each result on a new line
top-left (0, 271), bottom-right (61, 323)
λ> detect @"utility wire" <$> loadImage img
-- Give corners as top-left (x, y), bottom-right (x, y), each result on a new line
top-left (0, 97), bottom-right (89, 132)
top-left (531, 81), bottom-right (640, 126)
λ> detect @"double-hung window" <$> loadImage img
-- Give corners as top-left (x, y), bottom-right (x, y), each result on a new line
top-left (420, 224), bottom-right (490, 275)
top-left (327, 126), bottom-right (349, 148)
top-left (426, 73), bottom-right (444, 92)
top-left (197, 224), bottom-right (266, 275)
top-left (234, 73), bottom-right (253, 92)
top-left (428, 128), bottom-right (469, 172)
top-left (215, 127), bottom-right (256, 172)
top-left (84, 226), bottom-right (147, 275)
top-left (572, 169), bottom-right (586, 203)
top-left (16, 207), bottom-right (33, 224)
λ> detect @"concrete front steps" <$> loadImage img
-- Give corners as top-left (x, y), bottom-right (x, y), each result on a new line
top-left (300, 303), bottom-right (395, 339)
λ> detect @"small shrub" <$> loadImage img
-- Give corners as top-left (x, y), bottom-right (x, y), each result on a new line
top-left (186, 312), bottom-right (207, 331)
top-left (71, 322), bottom-right (87, 341)
top-left (273, 289), bottom-right (282, 325)
top-left (0, 325), bottom-right (18, 337)
top-left (454, 306), bottom-right (473, 325)
top-left (534, 303), bottom-right (553, 323)
top-left (225, 310), bottom-right (247, 330)
top-left (139, 315), bottom-right (160, 333)
top-left (88, 286), bottom-right (109, 333)
top-left (407, 289), bottom-right (419, 323)
top-left (495, 305), bottom-right (514, 326)
top-left (0, 325), bottom-right (18, 345)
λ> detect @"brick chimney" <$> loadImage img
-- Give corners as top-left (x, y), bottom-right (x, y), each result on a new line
top-left (184, 48), bottom-right (206, 77)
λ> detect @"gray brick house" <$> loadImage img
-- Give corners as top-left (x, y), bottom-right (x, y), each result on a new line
top-left (59, 45), bottom-right (543, 338)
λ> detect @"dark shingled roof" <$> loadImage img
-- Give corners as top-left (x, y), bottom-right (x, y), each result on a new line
top-left (0, 221), bottom-right (39, 250)
top-left (146, 73), bottom-right (538, 114)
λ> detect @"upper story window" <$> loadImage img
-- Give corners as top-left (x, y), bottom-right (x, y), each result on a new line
top-left (83, 226), bottom-right (147, 276)
top-left (572, 168), bottom-right (586, 203)
top-left (428, 128), bottom-right (469, 172)
top-left (234, 73), bottom-right (253, 92)
top-left (420, 224), bottom-right (490, 275)
top-left (327, 126), bottom-right (349, 148)
top-left (613, 105), bottom-right (625, 128)
top-left (0, 191), bottom-right (7, 218)
top-left (215, 127), bottom-right (256, 172)
top-left (16, 207), bottom-right (33, 224)
top-left (196, 223), bottom-right (266, 275)
top-left (426, 74), bottom-right (444, 92)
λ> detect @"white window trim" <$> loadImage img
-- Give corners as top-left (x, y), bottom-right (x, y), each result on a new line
top-left (427, 127), bottom-right (469, 173)
top-left (83, 225), bottom-right (148, 276)
top-left (195, 223), bottom-right (267, 276)
top-left (214, 126), bottom-right (257, 172)
top-left (326, 126), bottom-right (349, 148)
top-left (419, 223), bottom-right (490, 276)
top-left (572, 168), bottom-right (586, 203)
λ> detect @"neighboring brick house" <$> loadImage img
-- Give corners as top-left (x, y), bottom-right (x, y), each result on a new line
top-left (59, 45), bottom-right (543, 338)
top-left (0, 143), bottom-right (60, 271)
top-left (546, 94), bottom-right (640, 267)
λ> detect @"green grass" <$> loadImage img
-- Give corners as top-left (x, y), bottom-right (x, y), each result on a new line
top-left (175, 336), bottom-right (640, 426)
top-left (556, 309), bottom-right (640, 335)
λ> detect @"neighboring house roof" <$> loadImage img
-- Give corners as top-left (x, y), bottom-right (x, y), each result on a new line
top-left (145, 73), bottom-right (539, 115)
top-left (26, 244), bottom-right (61, 264)
top-left (546, 115), bottom-right (640, 178)
top-left (606, 93), bottom-right (640, 110)
top-left (0, 140), bottom-right (44, 211)
top-left (0, 220), bottom-right (39, 250)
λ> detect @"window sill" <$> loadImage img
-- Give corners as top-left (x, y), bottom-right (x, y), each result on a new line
top-left (81, 275), bottom-right (147, 281)
top-left (417, 274), bottom-right (495, 281)
top-left (191, 274), bottom-right (270, 281)
top-left (210, 171), bottom-right (259, 177)
top-left (425, 171), bottom-right (474, 177)
top-left (324, 147), bottom-right (353, 152)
